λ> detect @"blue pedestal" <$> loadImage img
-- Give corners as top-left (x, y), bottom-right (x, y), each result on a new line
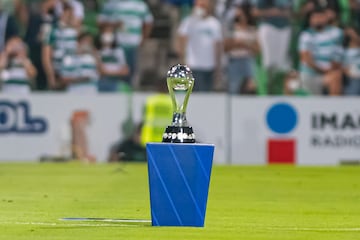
top-left (146, 143), bottom-right (214, 227)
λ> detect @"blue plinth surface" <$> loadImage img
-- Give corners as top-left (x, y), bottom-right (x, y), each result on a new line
top-left (146, 143), bottom-right (214, 227)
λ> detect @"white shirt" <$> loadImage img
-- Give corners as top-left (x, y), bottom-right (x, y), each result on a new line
top-left (178, 15), bottom-right (223, 70)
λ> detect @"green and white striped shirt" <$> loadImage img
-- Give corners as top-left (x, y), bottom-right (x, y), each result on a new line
top-left (60, 53), bottom-right (99, 86)
top-left (99, 0), bottom-right (153, 48)
top-left (45, 23), bottom-right (78, 71)
top-left (100, 47), bottom-right (127, 79)
top-left (0, 58), bottom-right (32, 86)
top-left (299, 26), bottom-right (344, 76)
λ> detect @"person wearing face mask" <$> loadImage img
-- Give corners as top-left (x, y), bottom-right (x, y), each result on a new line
top-left (177, 0), bottom-right (223, 92)
top-left (224, 3), bottom-right (259, 94)
top-left (60, 32), bottom-right (100, 94)
top-left (55, 0), bottom-right (84, 29)
top-left (98, 0), bottom-right (153, 88)
top-left (42, 2), bottom-right (78, 90)
top-left (0, 37), bottom-right (37, 94)
top-left (97, 24), bottom-right (129, 92)
top-left (298, 8), bottom-right (343, 95)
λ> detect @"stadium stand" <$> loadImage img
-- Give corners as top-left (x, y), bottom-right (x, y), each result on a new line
top-left (0, 0), bottom-right (360, 95)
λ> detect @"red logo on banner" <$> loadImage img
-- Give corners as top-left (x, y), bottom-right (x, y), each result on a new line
top-left (266, 103), bottom-right (298, 165)
top-left (267, 139), bottom-right (296, 164)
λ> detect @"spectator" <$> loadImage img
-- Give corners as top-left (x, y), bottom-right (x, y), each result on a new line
top-left (0, 2), bottom-right (19, 52)
top-left (55, 0), bottom-right (84, 29)
top-left (222, 0), bottom-right (255, 27)
top-left (98, 0), bottom-right (154, 88)
top-left (19, 0), bottom-right (58, 91)
top-left (343, 27), bottom-right (360, 95)
top-left (298, 8), bottom-right (342, 95)
top-left (298, 0), bottom-right (340, 29)
top-left (109, 122), bottom-right (146, 162)
top-left (299, 0), bottom-right (340, 17)
top-left (0, 37), bottom-right (37, 94)
top-left (253, 0), bottom-right (293, 95)
top-left (140, 78), bottom-right (173, 146)
top-left (324, 7), bottom-right (342, 30)
top-left (224, 3), bottom-right (259, 94)
top-left (97, 24), bottom-right (129, 93)
top-left (60, 32), bottom-right (100, 94)
top-left (324, 7), bottom-right (344, 55)
top-left (177, 0), bottom-right (223, 92)
top-left (42, 2), bottom-right (79, 89)
top-left (350, 0), bottom-right (360, 28)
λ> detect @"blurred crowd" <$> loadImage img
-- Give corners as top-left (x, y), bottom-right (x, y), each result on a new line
top-left (0, 0), bottom-right (152, 94)
top-left (1, 0), bottom-right (360, 96)
top-left (179, 0), bottom-right (360, 96)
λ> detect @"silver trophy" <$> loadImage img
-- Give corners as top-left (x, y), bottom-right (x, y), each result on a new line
top-left (162, 64), bottom-right (196, 143)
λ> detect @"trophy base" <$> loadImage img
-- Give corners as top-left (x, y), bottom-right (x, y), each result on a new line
top-left (162, 126), bottom-right (195, 143)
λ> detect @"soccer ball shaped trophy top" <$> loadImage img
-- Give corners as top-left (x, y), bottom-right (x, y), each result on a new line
top-left (162, 64), bottom-right (196, 143)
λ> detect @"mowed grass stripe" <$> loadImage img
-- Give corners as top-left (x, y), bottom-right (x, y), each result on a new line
top-left (0, 163), bottom-right (360, 240)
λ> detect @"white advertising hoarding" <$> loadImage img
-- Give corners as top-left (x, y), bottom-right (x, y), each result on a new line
top-left (231, 97), bottom-right (360, 165)
top-left (0, 94), bottom-right (228, 164)
top-left (1, 94), bottom-right (359, 165)
top-left (0, 94), bottom-right (129, 162)
top-left (132, 93), bottom-right (229, 164)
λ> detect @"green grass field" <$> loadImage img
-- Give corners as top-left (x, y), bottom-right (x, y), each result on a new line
top-left (1, 163), bottom-right (360, 239)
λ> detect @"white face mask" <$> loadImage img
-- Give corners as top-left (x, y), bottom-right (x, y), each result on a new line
top-left (287, 78), bottom-right (300, 91)
top-left (101, 33), bottom-right (115, 45)
top-left (193, 7), bottom-right (206, 18)
top-left (59, 21), bottom-right (67, 28)
top-left (80, 44), bottom-right (93, 53)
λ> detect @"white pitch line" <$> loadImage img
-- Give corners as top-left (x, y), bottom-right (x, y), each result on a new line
top-left (60, 218), bottom-right (151, 223)
top-left (97, 219), bottom-right (151, 223)
top-left (0, 221), bottom-right (142, 227)
top-left (265, 226), bottom-right (360, 232)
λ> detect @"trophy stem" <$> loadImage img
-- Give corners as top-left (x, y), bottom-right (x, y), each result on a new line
top-left (172, 112), bottom-right (188, 127)
top-left (163, 64), bottom-right (196, 143)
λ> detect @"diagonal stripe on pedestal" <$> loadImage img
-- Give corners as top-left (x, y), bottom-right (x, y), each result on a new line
top-left (147, 143), bottom-right (214, 227)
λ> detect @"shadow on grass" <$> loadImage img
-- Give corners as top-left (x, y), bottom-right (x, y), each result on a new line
top-left (58, 217), bottom-right (152, 228)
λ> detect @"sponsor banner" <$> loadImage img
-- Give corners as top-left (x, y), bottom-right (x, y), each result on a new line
top-left (0, 94), bottom-right (129, 162)
top-left (0, 94), bottom-right (228, 164)
top-left (2, 94), bottom-right (358, 165)
top-left (231, 97), bottom-right (360, 165)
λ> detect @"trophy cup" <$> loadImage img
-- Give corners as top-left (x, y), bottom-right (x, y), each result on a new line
top-left (162, 64), bottom-right (195, 143)
top-left (146, 64), bottom-right (214, 227)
